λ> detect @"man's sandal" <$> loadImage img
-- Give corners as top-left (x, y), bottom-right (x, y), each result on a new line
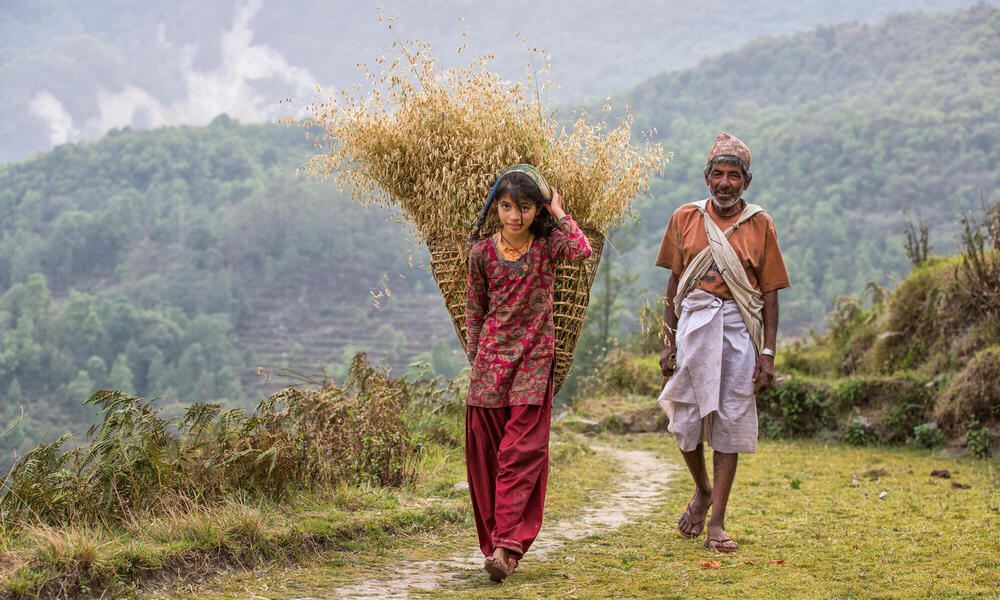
top-left (704, 537), bottom-right (738, 552)
top-left (484, 556), bottom-right (511, 582)
top-left (677, 496), bottom-right (706, 539)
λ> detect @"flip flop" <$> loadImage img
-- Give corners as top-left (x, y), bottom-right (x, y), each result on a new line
top-left (704, 537), bottom-right (738, 552)
top-left (484, 556), bottom-right (511, 582)
top-left (677, 496), bottom-right (707, 539)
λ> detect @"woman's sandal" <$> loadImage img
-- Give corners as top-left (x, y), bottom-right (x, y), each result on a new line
top-left (484, 556), bottom-right (511, 582)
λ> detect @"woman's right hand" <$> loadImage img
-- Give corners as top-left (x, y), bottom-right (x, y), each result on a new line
top-left (660, 340), bottom-right (677, 377)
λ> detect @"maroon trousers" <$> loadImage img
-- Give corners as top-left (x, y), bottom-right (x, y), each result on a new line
top-left (465, 397), bottom-right (551, 558)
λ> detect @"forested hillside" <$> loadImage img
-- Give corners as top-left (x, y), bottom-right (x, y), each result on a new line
top-left (0, 117), bottom-right (458, 456)
top-left (1, 5), bottom-right (998, 458)
top-left (603, 5), bottom-right (1000, 332)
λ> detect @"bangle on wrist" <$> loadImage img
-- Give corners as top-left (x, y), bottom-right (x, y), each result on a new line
top-left (760, 348), bottom-right (775, 358)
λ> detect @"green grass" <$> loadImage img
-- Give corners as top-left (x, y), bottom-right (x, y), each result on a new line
top-left (0, 439), bottom-right (471, 598)
top-left (439, 436), bottom-right (1000, 600)
top-left (151, 436), bottom-right (1000, 600)
top-left (7, 415), bottom-right (997, 599)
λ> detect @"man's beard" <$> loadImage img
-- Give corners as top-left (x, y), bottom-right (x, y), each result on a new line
top-left (711, 190), bottom-right (742, 209)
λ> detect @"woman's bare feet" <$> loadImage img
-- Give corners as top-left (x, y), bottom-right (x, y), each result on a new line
top-left (677, 491), bottom-right (712, 538)
top-left (484, 547), bottom-right (516, 582)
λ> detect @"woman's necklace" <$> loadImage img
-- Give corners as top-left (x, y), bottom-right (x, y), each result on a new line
top-left (499, 231), bottom-right (533, 260)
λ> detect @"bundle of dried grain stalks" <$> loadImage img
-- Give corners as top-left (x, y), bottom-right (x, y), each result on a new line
top-left (300, 37), bottom-right (666, 392)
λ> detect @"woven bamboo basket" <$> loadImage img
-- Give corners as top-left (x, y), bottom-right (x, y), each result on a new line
top-left (427, 224), bottom-right (605, 395)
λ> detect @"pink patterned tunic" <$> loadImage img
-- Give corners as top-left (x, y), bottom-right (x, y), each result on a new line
top-left (465, 216), bottom-right (593, 407)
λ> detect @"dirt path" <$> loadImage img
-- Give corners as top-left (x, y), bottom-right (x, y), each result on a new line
top-left (320, 444), bottom-right (678, 600)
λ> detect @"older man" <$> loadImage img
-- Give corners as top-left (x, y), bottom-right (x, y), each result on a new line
top-left (655, 133), bottom-right (789, 552)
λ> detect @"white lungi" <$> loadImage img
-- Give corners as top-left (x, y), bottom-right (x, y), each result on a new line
top-left (657, 289), bottom-right (758, 453)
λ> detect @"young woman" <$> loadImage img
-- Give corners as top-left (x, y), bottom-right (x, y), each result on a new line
top-left (464, 165), bottom-right (592, 582)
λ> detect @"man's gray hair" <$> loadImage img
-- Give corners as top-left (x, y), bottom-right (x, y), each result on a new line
top-left (704, 155), bottom-right (750, 180)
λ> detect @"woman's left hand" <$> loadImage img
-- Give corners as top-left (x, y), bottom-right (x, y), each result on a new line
top-left (546, 186), bottom-right (567, 220)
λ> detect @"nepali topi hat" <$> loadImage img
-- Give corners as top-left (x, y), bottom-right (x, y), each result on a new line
top-left (707, 133), bottom-right (751, 168)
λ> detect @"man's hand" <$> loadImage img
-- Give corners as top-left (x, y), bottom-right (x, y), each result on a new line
top-left (753, 354), bottom-right (774, 394)
top-left (660, 340), bottom-right (677, 377)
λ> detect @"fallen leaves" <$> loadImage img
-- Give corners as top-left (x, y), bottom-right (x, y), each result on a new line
top-left (693, 559), bottom-right (786, 569)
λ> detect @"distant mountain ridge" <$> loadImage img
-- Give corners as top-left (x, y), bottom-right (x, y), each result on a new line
top-left (2, 0), bottom-right (993, 163)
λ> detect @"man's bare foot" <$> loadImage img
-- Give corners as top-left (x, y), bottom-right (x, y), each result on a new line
top-left (677, 491), bottom-right (712, 538)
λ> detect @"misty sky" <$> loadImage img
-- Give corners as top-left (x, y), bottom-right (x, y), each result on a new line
top-left (2, 0), bottom-right (994, 163)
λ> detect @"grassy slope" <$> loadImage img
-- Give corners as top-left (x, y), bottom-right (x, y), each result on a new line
top-left (0, 437), bottom-right (465, 598)
top-left (0, 411), bottom-right (615, 598)
top-left (775, 247), bottom-right (1000, 446)
top-left (146, 435), bottom-right (1000, 600)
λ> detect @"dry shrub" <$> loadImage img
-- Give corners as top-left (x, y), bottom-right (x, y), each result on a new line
top-left (956, 196), bottom-right (1000, 319)
top-left (141, 503), bottom-right (220, 546)
top-left (868, 264), bottom-right (949, 372)
top-left (0, 354), bottom-right (418, 527)
top-left (299, 31), bottom-right (666, 239)
top-left (21, 524), bottom-right (118, 596)
top-left (229, 354), bottom-right (418, 491)
top-left (934, 345), bottom-right (1000, 435)
top-left (580, 349), bottom-right (661, 397)
top-left (218, 500), bottom-right (270, 547)
top-left (28, 525), bottom-right (106, 569)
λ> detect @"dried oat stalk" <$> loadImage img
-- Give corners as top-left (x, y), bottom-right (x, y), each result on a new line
top-left (298, 33), bottom-right (666, 238)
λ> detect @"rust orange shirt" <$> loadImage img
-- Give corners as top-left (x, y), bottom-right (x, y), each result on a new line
top-left (655, 200), bottom-right (790, 299)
